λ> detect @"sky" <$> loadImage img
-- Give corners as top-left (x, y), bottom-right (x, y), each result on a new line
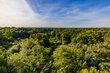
top-left (0, 0), bottom-right (110, 27)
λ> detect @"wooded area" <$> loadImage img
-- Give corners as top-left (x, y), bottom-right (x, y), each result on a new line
top-left (0, 27), bottom-right (110, 73)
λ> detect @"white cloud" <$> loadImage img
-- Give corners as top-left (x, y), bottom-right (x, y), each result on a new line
top-left (53, 6), bottom-right (110, 27)
top-left (0, 0), bottom-right (49, 27)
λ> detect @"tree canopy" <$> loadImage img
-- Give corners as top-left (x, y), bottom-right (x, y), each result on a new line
top-left (0, 27), bottom-right (110, 73)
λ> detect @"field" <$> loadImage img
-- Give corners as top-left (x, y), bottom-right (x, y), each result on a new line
top-left (0, 27), bottom-right (110, 73)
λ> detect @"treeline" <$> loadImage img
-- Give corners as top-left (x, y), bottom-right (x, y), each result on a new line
top-left (0, 27), bottom-right (110, 73)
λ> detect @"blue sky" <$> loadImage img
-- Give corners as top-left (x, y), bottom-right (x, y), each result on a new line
top-left (0, 0), bottom-right (110, 27)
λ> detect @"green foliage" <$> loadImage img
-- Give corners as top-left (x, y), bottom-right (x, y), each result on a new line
top-left (0, 46), bottom-right (7, 73)
top-left (7, 40), bottom-right (52, 73)
top-left (51, 31), bottom-right (56, 38)
top-left (52, 45), bottom-right (86, 73)
top-left (9, 45), bottom-right (21, 54)
top-left (0, 46), bottom-right (6, 66)
top-left (0, 33), bottom-right (7, 46)
top-left (0, 66), bottom-right (7, 73)
top-left (72, 31), bottom-right (104, 45)
top-left (79, 67), bottom-right (109, 73)
top-left (23, 45), bottom-right (48, 73)
top-left (34, 33), bottom-right (50, 47)
top-left (9, 39), bottom-right (36, 54)
top-left (73, 34), bottom-right (94, 45)
top-left (40, 38), bottom-right (50, 47)
top-left (61, 32), bottom-right (71, 45)
top-left (56, 33), bottom-right (60, 40)
top-left (7, 53), bottom-right (24, 73)
top-left (85, 43), bottom-right (110, 72)
top-left (0, 27), bottom-right (110, 73)
top-left (0, 55), bottom-right (6, 66)
top-left (94, 32), bottom-right (104, 43)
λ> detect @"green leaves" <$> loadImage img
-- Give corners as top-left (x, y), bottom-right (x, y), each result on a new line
top-left (1, 28), bottom-right (110, 73)
top-left (85, 43), bottom-right (110, 72)
top-left (0, 66), bottom-right (7, 73)
top-left (79, 67), bottom-right (109, 73)
top-left (52, 45), bottom-right (86, 73)
top-left (0, 46), bottom-right (7, 73)
top-left (61, 32), bottom-right (71, 45)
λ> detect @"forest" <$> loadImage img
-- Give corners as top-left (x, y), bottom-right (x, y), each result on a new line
top-left (0, 27), bottom-right (110, 73)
